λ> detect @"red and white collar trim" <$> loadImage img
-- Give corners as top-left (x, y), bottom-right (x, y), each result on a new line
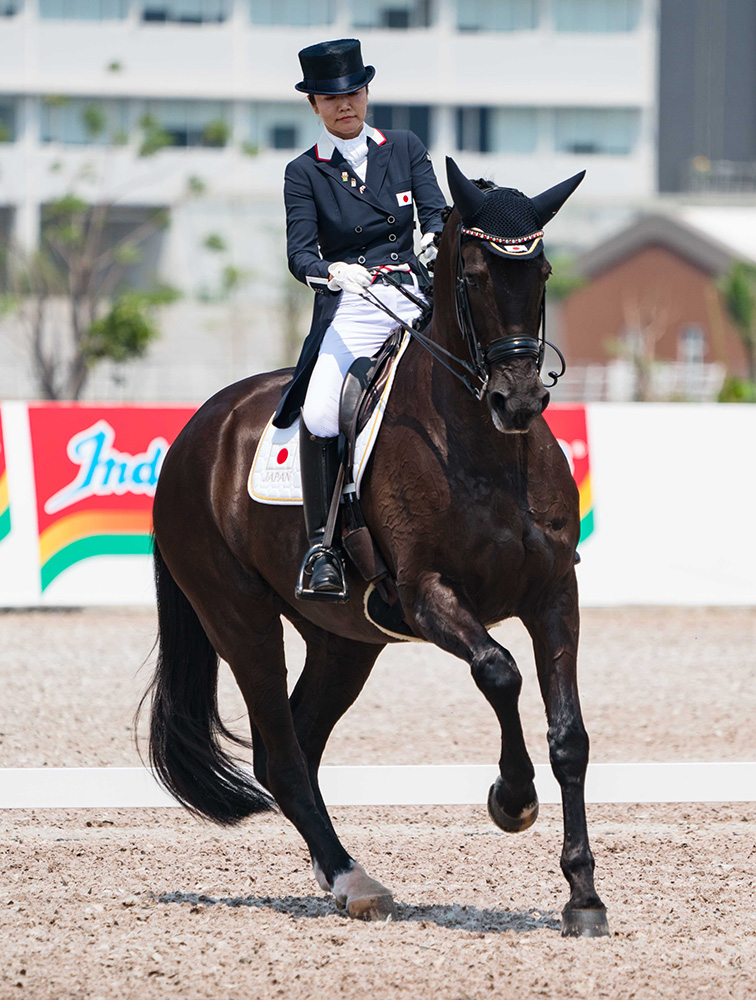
top-left (315, 124), bottom-right (386, 161)
top-left (365, 124), bottom-right (386, 145)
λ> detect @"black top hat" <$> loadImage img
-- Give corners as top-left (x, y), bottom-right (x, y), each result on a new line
top-left (295, 38), bottom-right (375, 95)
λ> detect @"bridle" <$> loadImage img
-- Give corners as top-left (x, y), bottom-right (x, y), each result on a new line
top-left (362, 224), bottom-right (566, 401)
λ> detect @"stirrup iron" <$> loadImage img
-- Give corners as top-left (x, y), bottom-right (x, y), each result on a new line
top-left (296, 543), bottom-right (349, 603)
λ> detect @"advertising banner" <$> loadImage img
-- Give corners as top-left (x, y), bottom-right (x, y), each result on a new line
top-left (0, 405), bottom-right (194, 605)
top-left (27, 407), bottom-right (192, 593)
top-left (0, 409), bottom-right (9, 545)
top-left (543, 405), bottom-right (593, 544)
top-left (0, 401), bottom-right (754, 607)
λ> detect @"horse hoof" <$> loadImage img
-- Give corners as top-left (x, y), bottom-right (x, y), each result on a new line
top-left (332, 863), bottom-right (396, 921)
top-left (487, 780), bottom-right (539, 833)
top-left (561, 907), bottom-right (610, 938)
top-left (347, 892), bottom-right (396, 921)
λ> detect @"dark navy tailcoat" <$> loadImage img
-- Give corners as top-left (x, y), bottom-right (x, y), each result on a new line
top-left (273, 125), bottom-right (446, 428)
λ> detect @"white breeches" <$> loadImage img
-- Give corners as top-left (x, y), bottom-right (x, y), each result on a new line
top-left (301, 277), bottom-right (425, 438)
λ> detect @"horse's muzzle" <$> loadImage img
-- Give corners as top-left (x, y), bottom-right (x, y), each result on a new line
top-left (489, 387), bottom-right (550, 434)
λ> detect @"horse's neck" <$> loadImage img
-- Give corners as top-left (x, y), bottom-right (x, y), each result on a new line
top-left (402, 311), bottom-right (524, 471)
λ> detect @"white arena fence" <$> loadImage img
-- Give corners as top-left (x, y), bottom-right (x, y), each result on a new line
top-left (1, 763), bottom-right (755, 809)
top-left (0, 400), bottom-right (755, 607)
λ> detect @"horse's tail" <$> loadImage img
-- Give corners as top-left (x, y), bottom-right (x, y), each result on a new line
top-left (140, 537), bottom-right (274, 825)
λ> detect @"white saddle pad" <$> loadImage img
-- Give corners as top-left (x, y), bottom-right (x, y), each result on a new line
top-left (248, 333), bottom-right (411, 505)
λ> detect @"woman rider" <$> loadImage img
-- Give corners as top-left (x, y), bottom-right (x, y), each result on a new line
top-left (273, 38), bottom-right (446, 601)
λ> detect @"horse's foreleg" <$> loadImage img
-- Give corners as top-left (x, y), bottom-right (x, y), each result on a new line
top-left (287, 622), bottom-right (394, 919)
top-left (406, 573), bottom-right (537, 829)
top-left (523, 576), bottom-right (609, 938)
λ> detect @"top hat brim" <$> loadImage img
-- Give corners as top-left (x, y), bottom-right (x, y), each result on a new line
top-left (295, 64), bottom-right (375, 95)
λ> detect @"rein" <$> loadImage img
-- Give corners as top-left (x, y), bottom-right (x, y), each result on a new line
top-left (360, 224), bottom-right (566, 401)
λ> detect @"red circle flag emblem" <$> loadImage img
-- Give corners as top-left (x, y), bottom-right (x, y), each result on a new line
top-left (276, 448), bottom-right (289, 465)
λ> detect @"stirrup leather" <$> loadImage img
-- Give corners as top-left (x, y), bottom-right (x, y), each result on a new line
top-left (296, 542), bottom-right (349, 603)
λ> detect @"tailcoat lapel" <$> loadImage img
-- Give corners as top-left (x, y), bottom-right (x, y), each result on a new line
top-left (365, 134), bottom-right (392, 195)
top-left (312, 126), bottom-right (394, 214)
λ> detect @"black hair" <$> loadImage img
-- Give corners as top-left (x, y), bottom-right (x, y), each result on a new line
top-left (307, 85), bottom-right (369, 108)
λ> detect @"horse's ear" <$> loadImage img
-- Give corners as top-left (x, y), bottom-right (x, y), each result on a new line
top-left (445, 156), bottom-right (486, 223)
top-left (531, 171), bottom-right (586, 228)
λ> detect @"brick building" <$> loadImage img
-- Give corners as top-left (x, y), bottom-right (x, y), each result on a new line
top-left (558, 213), bottom-right (751, 400)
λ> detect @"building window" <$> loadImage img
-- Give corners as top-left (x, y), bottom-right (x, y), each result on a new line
top-left (0, 100), bottom-right (16, 143)
top-left (371, 105), bottom-right (431, 148)
top-left (553, 0), bottom-right (640, 33)
top-left (142, 0), bottom-right (228, 22)
top-left (39, 0), bottom-right (128, 17)
top-left (554, 108), bottom-right (640, 155)
top-left (41, 98), bottom-right (130, 145)
top-left (270, 124), bottom-right (297, 149)
top-left (250, 102), bottom-right (316, 151)
top-left (249, 0), bottom-right (333, 24)
top-left (351, 0), bottom-right (433, 29)
top-left (457, 0), bottom-right (537, 32)
top-left (488, 107), bottom-right (539, 153)
top-left (456, 107), bottom-right (490, 153)
top-left (678, 325), bottom-right (705, 365)
top-left (145, 101), bottom-right (230, 146)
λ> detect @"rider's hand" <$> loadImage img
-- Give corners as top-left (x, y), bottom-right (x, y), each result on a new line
top-left (327, 261), bottom-right (373, 294)
top-left (418, 231), bottom-right (439, 271)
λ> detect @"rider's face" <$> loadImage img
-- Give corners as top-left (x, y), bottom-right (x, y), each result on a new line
top-left (311, 88), bottom-right (368, 140)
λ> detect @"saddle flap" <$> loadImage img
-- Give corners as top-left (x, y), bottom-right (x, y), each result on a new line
top-left (339, 327), bottom-right (404, 454)
top-left (339, 356), bottom-right (377, 442)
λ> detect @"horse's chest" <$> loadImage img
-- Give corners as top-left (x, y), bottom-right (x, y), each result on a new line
top-left (455, 473), bottom-right (574, 577)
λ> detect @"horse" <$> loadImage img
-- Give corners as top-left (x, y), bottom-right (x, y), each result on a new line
top-left (142, 158), bottom-right (609, 938)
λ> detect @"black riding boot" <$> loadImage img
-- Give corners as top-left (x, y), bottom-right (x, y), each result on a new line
top-left (296, 423), bottom-right (348, 602)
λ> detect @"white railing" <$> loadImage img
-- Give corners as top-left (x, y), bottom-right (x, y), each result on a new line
top-left (557, 360), bottom-right (726, 403)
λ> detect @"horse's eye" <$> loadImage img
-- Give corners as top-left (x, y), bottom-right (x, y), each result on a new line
top-left (465, 275), bottom-right (479, 289)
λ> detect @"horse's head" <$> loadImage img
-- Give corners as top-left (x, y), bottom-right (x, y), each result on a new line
top-left (440, 158), bottom-right (584, 434)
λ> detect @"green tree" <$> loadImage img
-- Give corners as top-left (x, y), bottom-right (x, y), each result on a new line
top-left (720, 261), bottom-right (756, 388)
top-left (1, 106), bottom-right (195, 399)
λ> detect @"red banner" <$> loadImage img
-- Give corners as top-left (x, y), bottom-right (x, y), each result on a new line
top-left (27, 406), bottom-right (194, 590)
top-left (543, 405), bottom-right (594, 542)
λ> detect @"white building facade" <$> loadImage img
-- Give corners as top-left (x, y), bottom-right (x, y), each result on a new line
top-left (0, 0), bottom-right (659, 399)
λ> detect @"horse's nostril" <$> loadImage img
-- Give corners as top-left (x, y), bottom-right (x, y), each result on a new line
top-left (491, 391), bottom-right (508, 417)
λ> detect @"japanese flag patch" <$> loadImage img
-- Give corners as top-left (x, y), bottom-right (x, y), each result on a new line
top-left (396, 190), bottom-right (412, 207)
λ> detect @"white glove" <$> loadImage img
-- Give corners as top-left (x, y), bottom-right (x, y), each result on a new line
top-left (327, 261), bottom-right (373, 294)
top-left (418, 231), bottom-right (439, 269)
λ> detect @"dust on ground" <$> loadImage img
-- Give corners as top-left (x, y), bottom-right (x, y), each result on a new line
top-left (1, 608), bottom-right (755, 999)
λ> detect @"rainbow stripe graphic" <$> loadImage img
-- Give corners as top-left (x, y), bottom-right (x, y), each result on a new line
top-left (38, 509), bottom-right (153, 591)
top-left (0, 411), bottom-right (9, 543)
top-left (0, 467), bottom-right (9, 543)
top-left (578, 472), bottom-right (594, 543)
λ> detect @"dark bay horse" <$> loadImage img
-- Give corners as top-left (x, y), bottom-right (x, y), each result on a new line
top-left (143, 160), bottom-right (609, 937)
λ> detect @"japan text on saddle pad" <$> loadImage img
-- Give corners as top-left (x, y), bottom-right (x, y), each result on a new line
top-left (248, 332), bottom-right (411, 505)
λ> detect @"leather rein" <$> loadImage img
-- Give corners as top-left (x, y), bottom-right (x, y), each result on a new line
top-left (361, 224), bottom-right (566, 401)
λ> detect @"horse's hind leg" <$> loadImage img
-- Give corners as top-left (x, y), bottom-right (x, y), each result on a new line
top-left (523, 575), bottom-right (609, 938)
top-left (286, 619), bottom-right (394, 919)
top-left (406, 574), bottom-right (538, 830)
top-left (194, 580), bottom-right (386, 917)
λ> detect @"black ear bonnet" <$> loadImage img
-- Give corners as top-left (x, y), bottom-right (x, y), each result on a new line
top-left (445, 157), bottom-right (585, 260)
